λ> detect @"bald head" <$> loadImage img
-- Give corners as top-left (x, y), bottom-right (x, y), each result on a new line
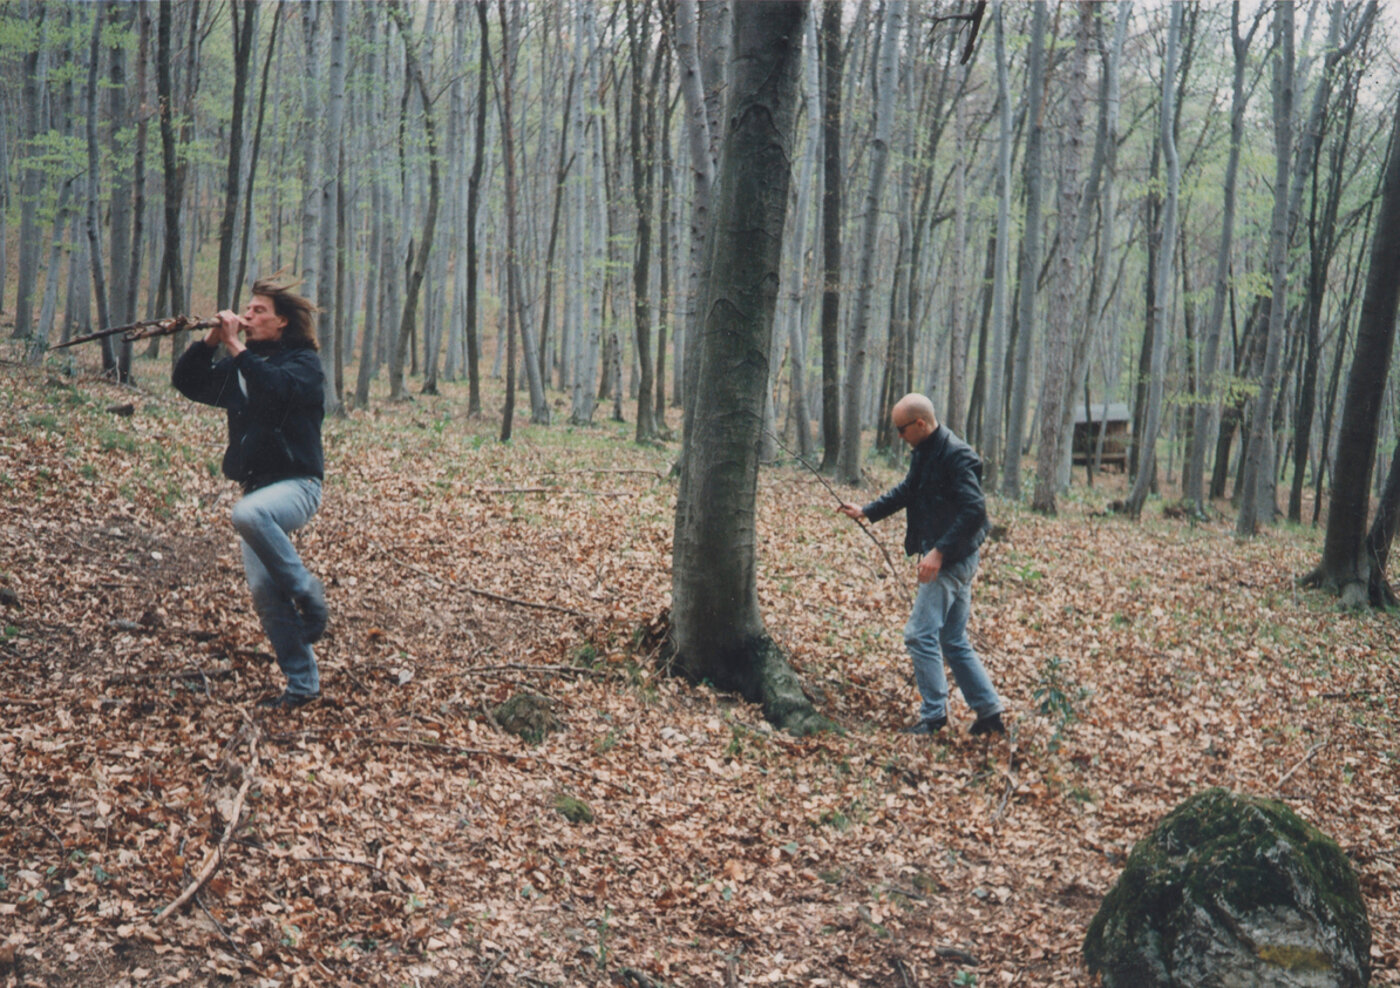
top-left (891, 393), bottom-right (939, 447)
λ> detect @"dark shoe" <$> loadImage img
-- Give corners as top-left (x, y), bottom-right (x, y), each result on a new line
top-left (256, 691), bottom-right (320, 711)
top-left (900, 716), bottom-right (948, 736)
top-left (970, 712), bottom-right (1006, 736)
top-left (295, 577), bottom-right (328, 644)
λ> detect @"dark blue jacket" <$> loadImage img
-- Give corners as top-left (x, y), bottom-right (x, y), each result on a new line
top-left (862, 426), bottom-right (989, 564)
top-left (173, 339), bottom-right (324, 490)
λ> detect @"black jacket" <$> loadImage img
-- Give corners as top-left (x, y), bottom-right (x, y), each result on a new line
top-left (862, 425), bottom-right (989, 565)
top-left (173, 339), bottom-right (324, 490)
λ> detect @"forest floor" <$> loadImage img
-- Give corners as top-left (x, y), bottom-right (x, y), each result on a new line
top-left (2, 351), bottom-right (1398, 987)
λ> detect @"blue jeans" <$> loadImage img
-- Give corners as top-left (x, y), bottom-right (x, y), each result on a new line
top-left (904, 549), bottom-right (1002, 722)
top-left (231, 478), bottom-right (322, 696)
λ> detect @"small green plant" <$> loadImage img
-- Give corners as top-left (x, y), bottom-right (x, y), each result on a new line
top-left (953, 970), bottom-right (978, 986)
top-left (1033, 656), bottom-right (1092, 751)
top-left (97, 428), bottom-right (138, 454)
top-left (593, 907), bottom-right (612, 969)
top-left (554, 793), bottom-right (594, 824)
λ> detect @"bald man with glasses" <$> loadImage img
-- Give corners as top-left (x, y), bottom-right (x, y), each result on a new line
top-left (839, 393), bottom-right (1006, 737)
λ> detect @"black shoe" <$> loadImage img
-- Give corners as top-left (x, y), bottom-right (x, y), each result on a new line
top-left (900, 716), bottom-right (948, 736)
top-left (970, 712), bottom-right (1006, 736)
top-left (295, 577), bottom-right (328, 644)
top-left (256, 691), bottom-right (320, 711)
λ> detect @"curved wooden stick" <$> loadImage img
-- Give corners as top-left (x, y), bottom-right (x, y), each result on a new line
top-left (765, 431), bottom-right (900, 580)
top-left (156, 729), bottom-right (259, 923)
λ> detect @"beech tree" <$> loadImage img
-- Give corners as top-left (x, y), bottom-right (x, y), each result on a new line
top-left (1303, 88), bottom-right (1400, 607)
top-left (670, 0), bottom-right (828, 735)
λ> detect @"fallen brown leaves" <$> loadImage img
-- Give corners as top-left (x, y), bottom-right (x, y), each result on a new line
top-left (1, 360), bottom-right (1397, 986)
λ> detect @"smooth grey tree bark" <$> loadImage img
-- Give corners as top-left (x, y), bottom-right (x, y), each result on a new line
top-left (216, 1), bottom-right (256, 309)
top-left (387, 0), bottom-right (441, 405)
top-left (1184, 2), bottom-right (1263, 514)
top-left (837, 0), bottom-right (904, 485)
top-left (298, 1), bottom-right (322, 315)
top-left (83, 5), bottom-right (112, 369)
top-left (627, 0), bottom-right (660, 442)
top-left (13, 0), bottom-right (46, 341)
top-left (673, 0), bottom-right (717, 425)
top-left (1002, 0), bottom-right (1047, 500)
top-left (817, 0), bottom-right (843, 472)
top-left (1126, 2), bottom-right (1183, 521)
top-left (1236, 1), bottom-right (1294, 535)
top-left (1303, 88), bottom-right (1400, 606)
top-left (1032, 1), bottom-right (1093, 515)
top-left (982, 1), bottom-right (1014, 493)
top-left (671, 0), bottom-right (829, 736)
top-left (318, 0), bottom-right (347, 414)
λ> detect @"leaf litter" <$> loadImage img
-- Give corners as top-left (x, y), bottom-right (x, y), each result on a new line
top-left (1, 363), bottom-right (1397, 986)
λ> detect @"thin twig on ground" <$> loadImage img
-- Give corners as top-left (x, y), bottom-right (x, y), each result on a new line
top-left (1276, 740), bottom-right (1326, 791)
top-left (157, 728), bottom-right (260, 923)
top-left (379, 547), bottom-right (592, 618)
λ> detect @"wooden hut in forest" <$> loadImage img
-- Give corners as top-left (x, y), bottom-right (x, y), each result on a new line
top-left (1072, 402), bottom-right (1130, 469)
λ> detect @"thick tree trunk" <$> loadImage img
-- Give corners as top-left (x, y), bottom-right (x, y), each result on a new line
top-left (1305, 88), bottom-right (1400, 606)
top-left (671, 0), bottom-right (830, 736)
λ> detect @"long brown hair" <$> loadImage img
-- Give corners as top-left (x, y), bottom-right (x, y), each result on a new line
top-left (252, 277), bottom-right (319, 351)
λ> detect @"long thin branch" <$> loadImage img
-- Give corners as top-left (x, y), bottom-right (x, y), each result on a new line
top-left (1276, 740), bottom-right (1326, 791)
top-left (379, 546), bottom-right (593, 618)
top-left (157, 730), bottom-right (259, 923)
top-left (766, 430), bottom-right (899, 579)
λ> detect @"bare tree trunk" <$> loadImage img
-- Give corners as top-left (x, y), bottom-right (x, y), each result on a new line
top-left (1125, 4), bottom-right (1183, 520)
top-left (1237, 2), bottom-right (1294, 535)
top-left (13, 0), bottom-right (46, 341)
top-left (1032, 2), bottom-right (1093, 515)
top-left (838, 0), bottom-right (903, 485)
top-left (1185, 3), bottom-right (1262, 514)
top-left (628, 0), bottom-right (660, 442)
top-left (387, 1), bottom-right (442, 406)
top-left (466, 0), bottom-right (489, 416)
top-left (982, 2), bottom-right (1014, 493)
top-left (671, 0), bottom-right (828, 736)
top-left (319, 0), bottom-right (347, 414)
top-left (156, 0), bottom-right (187, 368)
top-left (817, 0), bottom-right (843, 472)
top-left (216, 1), bottom-right (257, 308)
top-left (84, 4), bottom-right (112, 367)
top-left (1003, 0), bottom-right (1047, 500)
top-left (1304, 88), bottom-right (1400, 606)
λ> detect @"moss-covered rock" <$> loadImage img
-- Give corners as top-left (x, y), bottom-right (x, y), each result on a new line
top-left (1084, 788), bottom-right (1370, 987)
top-left (492, 692), bottom-right (562, 744)
top-left (553, 793), bottom-right (594, 825)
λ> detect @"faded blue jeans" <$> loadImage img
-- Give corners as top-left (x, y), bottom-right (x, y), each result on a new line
top-left (904, 549), bottom-right (1002, 723)
top-left (231, 478), bottom-right (322, 696)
